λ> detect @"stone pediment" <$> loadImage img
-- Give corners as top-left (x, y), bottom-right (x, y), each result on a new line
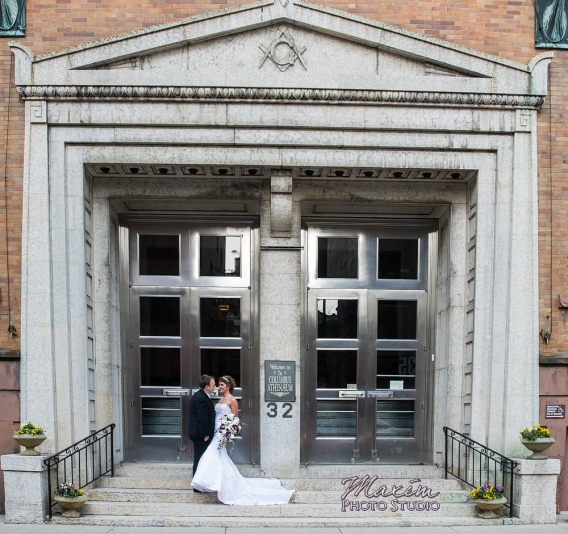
top-left (87, 24), bottom-right (473, 89)
top-left (10, 0), bottom-right (552, 103)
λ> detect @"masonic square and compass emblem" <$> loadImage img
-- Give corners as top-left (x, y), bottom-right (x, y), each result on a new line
top-left (259, 26), bottom-right (307, 71)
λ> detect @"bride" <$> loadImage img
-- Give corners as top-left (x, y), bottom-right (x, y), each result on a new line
top-left (191, 375), bottom-right (294, 505)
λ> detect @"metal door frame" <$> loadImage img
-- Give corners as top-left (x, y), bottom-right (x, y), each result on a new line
top-left (119, 214), bottom-right (260, 465)
top-left (301, 217), bottom-right (437, 465)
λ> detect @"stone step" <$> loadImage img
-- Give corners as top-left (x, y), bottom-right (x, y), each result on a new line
top-left (87, 487), bottom-right (471, 505)
top-left (51, 513), bottom-right (514, 528)
top-left (297, 465), bottom-right (446, 479)
top-left (99, 475), bottom-right (466, 491)
top-left (114, 463), bottom-right (261, 479)
top-left (81, 500), bottom-right (480, 518)
top-left (291, 490), bottom-right (470, 505)
top-left (114, 462), bottom-right (445, 480)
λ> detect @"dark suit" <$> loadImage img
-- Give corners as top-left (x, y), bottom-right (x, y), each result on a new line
top-left (188, 388), bottom-right (215, 476)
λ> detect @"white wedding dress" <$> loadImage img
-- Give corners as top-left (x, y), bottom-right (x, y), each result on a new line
top-left (191, 403), bottom-right (294, 505)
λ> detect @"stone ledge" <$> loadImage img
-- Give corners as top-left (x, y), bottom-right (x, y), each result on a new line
top-left (1, 453), bottom-right (48, 472)
top-left (539, 356), bottom-right (568, 365)
top-left (0, 350), bottom-right (20, 359)
top-left (513, 458), bottom-right (561, 475)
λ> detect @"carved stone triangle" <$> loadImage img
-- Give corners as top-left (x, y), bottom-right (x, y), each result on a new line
top-left (279, 0), bottom-right (289, 5)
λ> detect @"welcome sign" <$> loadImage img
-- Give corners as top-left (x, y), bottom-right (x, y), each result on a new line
top-left (264, 360), bottom-right (296, 402)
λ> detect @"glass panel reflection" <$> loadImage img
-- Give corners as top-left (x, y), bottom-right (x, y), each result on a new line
top-left (139, 235), bottom-right (180, 276)
top-left (200, 298), bottom-right (241, 337)
top-left (140, 297), bottom-right (180, 337)
top-left (318, 238), bottom-right (358, 278)
top-left (317, 350), bottom-right (357, 388)
top-left (378, 239), bottom-right (418, 279)
top-left (376, 400), bottom-right (414, 438)
top-left (377, 300), bottom-right (417, 339)
top-left (200, 236), bottom-right (241, 277)
top-left (376, 350), bottom-right (416, 389)
top-left (317, 299), bottom-right (358, 339)
top-left (141, 347), bottom-right (181, 387)
top-left (317, 400), bottom-right (357, 437)
top-left (141, 397), bottom-right (181, 435)
top-left (201, 348), bottom-right (241, 387)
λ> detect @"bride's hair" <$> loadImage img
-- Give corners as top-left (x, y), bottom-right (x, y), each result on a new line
top-left (219, 375), bottom-right (236, 393)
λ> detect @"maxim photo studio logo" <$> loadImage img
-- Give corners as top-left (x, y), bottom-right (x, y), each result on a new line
top-left (340, 476), bottom-right (441, 512)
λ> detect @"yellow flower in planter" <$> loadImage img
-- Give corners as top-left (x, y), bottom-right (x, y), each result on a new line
top-left (14, 421), bottom-right (44, 436)
top-left (470, 484), bottom-right (505, 501)
top-left (520, 424), bottom-right (551, 442)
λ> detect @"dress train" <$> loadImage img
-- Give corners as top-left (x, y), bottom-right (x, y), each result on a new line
top-left (192, 403), bottom-right (294, 505)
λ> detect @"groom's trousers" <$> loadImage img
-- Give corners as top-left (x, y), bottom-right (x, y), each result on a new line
top-left (192, 438), bottom-right (211, 476)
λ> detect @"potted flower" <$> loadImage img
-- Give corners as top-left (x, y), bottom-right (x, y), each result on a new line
top-left (12, 421), bottom-right (46, 456)
top-left (53, 482), bottom-right (88, 518)
top-left (470, 484), bottom-right (506, 518)
top-left (520, 424), bottom-right (555, 459)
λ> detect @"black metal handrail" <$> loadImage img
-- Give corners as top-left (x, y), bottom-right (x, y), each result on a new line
top-left (444, 426), bottom-right (518, 518)
top-left (43, 423), bottom-right (115, 520)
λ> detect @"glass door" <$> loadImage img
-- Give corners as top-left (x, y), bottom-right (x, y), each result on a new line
top-left (304, 222), bottom-right (432, 464)
top-left (128, 221), bottom-right (256, 463)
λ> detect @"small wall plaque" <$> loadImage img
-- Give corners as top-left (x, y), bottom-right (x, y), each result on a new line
top-left (546, 404), bottom-right (565, 419)
top-left (265, 360), bottom-right (296, 402)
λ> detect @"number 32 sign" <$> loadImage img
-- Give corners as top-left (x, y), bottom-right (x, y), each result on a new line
top-left (266, 402), bottom-right (293, 418)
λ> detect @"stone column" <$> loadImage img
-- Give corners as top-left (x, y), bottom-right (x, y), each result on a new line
top-left (511, 458), bottom-right (560, 523)
top-left (1, 454), bottom-right (51, 523)
top-left (258, 173), bottom-right (301, 478)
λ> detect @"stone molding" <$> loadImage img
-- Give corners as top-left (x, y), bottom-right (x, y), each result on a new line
top-left (16, 86), bottom-right (545, 109)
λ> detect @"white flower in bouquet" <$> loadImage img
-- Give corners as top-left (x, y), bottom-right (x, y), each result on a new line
top-left (217, 413), bottom-right (243, 452)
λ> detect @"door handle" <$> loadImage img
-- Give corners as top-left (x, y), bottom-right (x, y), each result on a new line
top-left (368, 391), bottom-right (393, 398)
top-left (339, 390), bottom-right (366, 398)
top-left (162, 389), bottom-right (190, 396)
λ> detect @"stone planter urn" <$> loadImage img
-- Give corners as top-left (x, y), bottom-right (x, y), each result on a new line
top-left (54, 495), bottom-right (88, 518)
top-left (521, 437), bottom-right (555, 460)
top-left (12, 433), bottom-right (47, 456)
top-left (472, 497), bottom-right (507, 519)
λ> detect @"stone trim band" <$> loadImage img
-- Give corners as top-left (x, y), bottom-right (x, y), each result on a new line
top-left (16, 86), bottom-right (546, 108)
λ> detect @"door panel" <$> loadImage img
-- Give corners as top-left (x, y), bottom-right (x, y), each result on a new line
top-left (304, 223), bottom-right (432, 465)
top-left (128, 221), bottom-right (255, 463)
top-left (131, 286), bottom-right (191, 462)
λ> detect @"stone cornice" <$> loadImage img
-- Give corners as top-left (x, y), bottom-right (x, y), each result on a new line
top-left (16, 86), bottom-right (545, 109)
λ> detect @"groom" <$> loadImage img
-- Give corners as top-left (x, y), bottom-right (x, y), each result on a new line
top-left (188, 374), bottom-right (216, 482)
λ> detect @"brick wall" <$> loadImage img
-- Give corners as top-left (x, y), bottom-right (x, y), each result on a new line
top-left (0, 357), bottom-right (20, 513)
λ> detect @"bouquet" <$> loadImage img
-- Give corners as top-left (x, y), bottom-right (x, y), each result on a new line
top-left (54, 482), bottom-right (85, 499)
top-left (470, 484), bottom-right (505, 501)
top-left (217, 413), bottom-right (243, 452)
top-left (520, 423), bottom-right (551, 442)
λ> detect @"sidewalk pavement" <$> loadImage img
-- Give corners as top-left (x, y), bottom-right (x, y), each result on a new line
top-left (1, 516), bottom-right (568, 534)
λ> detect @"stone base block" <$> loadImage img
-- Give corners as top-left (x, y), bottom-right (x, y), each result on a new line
top-left (4, 502), bottom-right (47, 524)
top-left (1, 454), bottom-right (50, 523)
top-left (512, 457), bottom-right (560, 524)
